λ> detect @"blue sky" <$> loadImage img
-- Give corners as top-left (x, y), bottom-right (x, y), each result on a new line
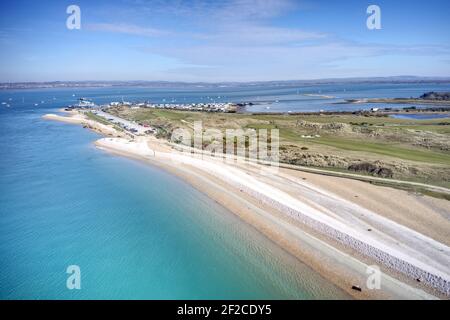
top-left (0, 0), bottom-right (449, 82)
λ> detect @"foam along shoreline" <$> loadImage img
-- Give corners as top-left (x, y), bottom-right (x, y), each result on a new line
top-left (45, 113), bottom-right (450, 299)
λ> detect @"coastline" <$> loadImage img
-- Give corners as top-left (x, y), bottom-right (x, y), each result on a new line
top-left (44, 111), bottom-right (450, 299)
top-left (43, 111), bottom-right (127, 137)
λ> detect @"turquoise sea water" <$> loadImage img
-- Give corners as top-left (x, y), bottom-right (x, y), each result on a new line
top-left (1, 83), bottom-right (448, 299)
top-left (0, 88), bottom-right (351, 299)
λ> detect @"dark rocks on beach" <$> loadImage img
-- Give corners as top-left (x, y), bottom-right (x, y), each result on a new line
top-left (351, 285), bottom-right (362, 292)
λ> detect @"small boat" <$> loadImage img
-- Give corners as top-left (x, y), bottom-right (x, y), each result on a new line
top-left (76, 98), bottom-right (96, 108)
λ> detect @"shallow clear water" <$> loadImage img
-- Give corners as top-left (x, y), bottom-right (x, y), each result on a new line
top-left (0, 89), bottom-right (349, 299)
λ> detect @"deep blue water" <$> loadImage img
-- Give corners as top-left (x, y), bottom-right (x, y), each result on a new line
top-left (1, 82), bottom-right (448, 113)
top-left (0, 88), bottom-right (349, 299)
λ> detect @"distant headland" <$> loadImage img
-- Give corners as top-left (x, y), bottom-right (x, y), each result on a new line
top-left (1, 76), bottom-right (450, 90)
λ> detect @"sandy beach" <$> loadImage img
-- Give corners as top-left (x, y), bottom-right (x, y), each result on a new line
top-left (43, 112), bottom-right (125, 137)
top-left (44, 112), bottom-right (450, 299)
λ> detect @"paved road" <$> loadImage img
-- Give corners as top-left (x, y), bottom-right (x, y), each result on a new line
top-left (92, 110), bottom-right (153, 135)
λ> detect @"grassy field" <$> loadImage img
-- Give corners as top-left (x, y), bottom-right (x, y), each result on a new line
top-left (311, 136), bottom-right (450, 165)
top-left (108, 107), bottom-right (450, 186)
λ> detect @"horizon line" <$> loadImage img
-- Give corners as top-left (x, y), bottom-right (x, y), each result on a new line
top-left (2, 75), bottom-right (450, 86)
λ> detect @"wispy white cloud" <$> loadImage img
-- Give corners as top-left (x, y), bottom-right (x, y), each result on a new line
top-left (88, 0), bottom-right (321, 45)
top-left (86, 23), bottom-right (169, 37)
top-left (138, 39), bottom-right (450, 81)
top-left (209, 0), bottom-right (296, 22)
top-left (85, 0), bottom-right (450, 80)
top-left (194, 25), bottom-right (326, 46)
top-left (124, 0), bottom-right (295, 22)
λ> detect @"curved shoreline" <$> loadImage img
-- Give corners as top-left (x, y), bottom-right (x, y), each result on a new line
top-left (44, 112), bottom-right (450, 299)
top-left (95, 137), bottom-right (449, 298)
top-left (165, 149), bottom-right (450, 295)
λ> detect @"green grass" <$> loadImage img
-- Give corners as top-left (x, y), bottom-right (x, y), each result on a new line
top-left (202, 119), bottom-right (450, 165)
top-left (274, 114), bottom-right (449, 126)
top-left (112, 108), bottom-right (450, 166)
top-left (310, 136), bottom-right (450, 165)
top-left (152, 110), bottom-right (189, 121)
top-left (129, 109), bottom-right (192, 123)
top-left (421, 189), bottom-right (450, 201)
top-left (245, 123), bottom-right (278, 130)
top-left (398, 125), bottom-right (450, 134)
top-left (85, 112), bottom-right (110, 125)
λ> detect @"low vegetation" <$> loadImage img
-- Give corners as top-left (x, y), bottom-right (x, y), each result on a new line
top-left (108, 106), bottom-right (450, 187)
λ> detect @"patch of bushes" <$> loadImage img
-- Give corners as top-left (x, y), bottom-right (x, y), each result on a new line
top-left (348, 162), bottom-right (393, 178)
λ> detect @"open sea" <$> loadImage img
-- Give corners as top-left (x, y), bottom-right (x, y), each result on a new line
top-left (0, 82), bottom-right (448, 299)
